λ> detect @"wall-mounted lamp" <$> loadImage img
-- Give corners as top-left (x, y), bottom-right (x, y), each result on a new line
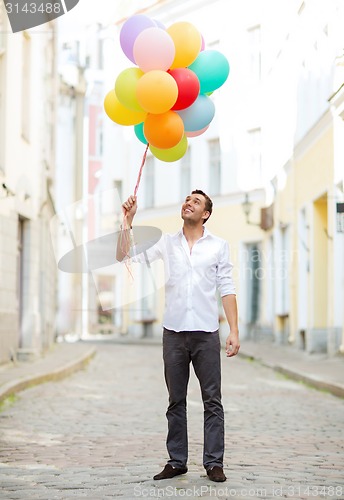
top-left (0, 183), bottom-right (15, 199)
top-left (242, 193), bottom-right (261, 226)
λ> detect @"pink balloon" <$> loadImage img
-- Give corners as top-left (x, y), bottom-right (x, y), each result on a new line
top-left (133, 27), bottom-right (175, 72)
top-left (120, 15), bottom-right (156, 64)
top-left (185, 125), bottom-right (209, 137)
top-left (201, 34), bottom-right (205, 51)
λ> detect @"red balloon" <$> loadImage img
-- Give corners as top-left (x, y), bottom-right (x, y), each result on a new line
top-left (169, 68), bottom-right (200, 111)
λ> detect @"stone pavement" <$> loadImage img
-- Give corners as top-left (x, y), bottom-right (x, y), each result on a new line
top-left (0, 341), bottom-right (96, 403)
top-left (0, 339), bottom-right (343, 499)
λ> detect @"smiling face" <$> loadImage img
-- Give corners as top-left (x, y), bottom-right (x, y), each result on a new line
top-left (181, 193), bottom-right (210, 225)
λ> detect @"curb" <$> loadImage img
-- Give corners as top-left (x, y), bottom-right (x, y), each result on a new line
top-left (239, 351), bottom-right (344, 399)
top-left (274, 365), bottom-right (344, 399)
top-left (0, 346), bottom-right (97, 403)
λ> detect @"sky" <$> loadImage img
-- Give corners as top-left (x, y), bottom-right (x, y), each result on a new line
top-left (58, 0), bottom-right (159, 36)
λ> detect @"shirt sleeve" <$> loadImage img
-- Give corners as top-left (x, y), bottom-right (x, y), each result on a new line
top-left (130, 233), bottom-right (164, 264)
top-left (216, 240), bottom-right (236, 296)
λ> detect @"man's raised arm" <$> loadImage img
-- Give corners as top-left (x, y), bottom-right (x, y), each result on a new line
top-left (116, 195), bottom-right (137, 262)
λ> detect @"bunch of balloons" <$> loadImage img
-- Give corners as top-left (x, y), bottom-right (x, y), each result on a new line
top-left (104, 14), bottom-right (230, 162)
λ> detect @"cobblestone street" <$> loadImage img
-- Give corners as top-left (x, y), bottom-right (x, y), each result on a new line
top-left (0, 342), bottom-right (343, 499)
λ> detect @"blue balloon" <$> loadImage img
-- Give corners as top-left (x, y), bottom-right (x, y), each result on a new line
top-left (177, 95), bottom-right (215, 132)
top-left (134, 122), bottom-right (148, 144)
top-left (189, 50), bottom-right (230, 94)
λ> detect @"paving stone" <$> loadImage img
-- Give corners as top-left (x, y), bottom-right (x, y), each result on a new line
top-left (0, 343), bottom-right (343, 499)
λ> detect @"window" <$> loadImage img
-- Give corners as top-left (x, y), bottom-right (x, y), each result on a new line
top-left (96, 118), bottom-right (103, 157)
top-left (98, 37), bottom-right (104, 70)
top-left (113, 180), bottom-right (123, 218)
top-left (97, 275), bottom-right (115, 327)
top-left (21, 32), bottom-right (31, 142)
top-left (144, 156), bottom-right (155, 208)
top-left (246, 244), bottom-right (261, 323)
top-left (208, 138), bottom-right (221, 196)
top-left (114, 180), bottom-right (122, 203)
top-left (180, 147), bottom-right (191, 200)
top-left (247, 25), bottom-right (261, 82)
top-left (247, 128), bottom-right (262, 186)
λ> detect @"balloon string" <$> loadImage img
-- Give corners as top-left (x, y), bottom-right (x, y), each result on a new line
top-left (134, 142), bottom-right (149, 196)
top-left (120, 143), bottom-right (150, 276)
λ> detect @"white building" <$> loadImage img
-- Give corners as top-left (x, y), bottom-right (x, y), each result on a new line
top-left (0, 7), bottom-right (58, 363)
top-left (54, 35), bottom-right (87, 339)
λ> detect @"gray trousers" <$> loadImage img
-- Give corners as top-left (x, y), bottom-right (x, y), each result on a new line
top-left (162, 328), bottom-right (225, 470)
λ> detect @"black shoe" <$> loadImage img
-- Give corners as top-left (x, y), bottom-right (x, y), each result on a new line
top-left (153, 464), bottom-right (188, 480)
top-left (207, 466), bottom-right (227, 482)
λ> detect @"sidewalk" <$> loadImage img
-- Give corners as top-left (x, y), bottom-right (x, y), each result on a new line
top-left (238, 339), bottom-right (344, 399)
top-left (0, 341), bottom-right (96, 403)
top-left (0, 336), bottom-right (343, 404)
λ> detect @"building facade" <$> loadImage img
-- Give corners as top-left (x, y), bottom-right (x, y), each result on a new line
top-left (54, 27), bottom-right (89, 340)
top-left (0, 8), bottom-right (58, 363)
top-left (95, 0), bottom-right (344, 355)
top-left (54, 0), bottom-right (344, 355)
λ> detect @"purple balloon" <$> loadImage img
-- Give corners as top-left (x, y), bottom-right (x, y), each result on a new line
top-left (153, 19), bottom-right (166, 30)
top-left (120, 15), bottom-right (156, 63)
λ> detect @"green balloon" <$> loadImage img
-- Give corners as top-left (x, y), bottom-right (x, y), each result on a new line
top-left (134, 122), bottom-right (148, 145)
top-left (189, 50), bottom-right (230, 94)
top-left (150, 135), bottom-right (188, 162)
top-left (115, 67), bottom-right (144, 112)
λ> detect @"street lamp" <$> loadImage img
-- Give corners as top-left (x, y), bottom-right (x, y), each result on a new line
top-left (242, 192), bottom-right (260, 226)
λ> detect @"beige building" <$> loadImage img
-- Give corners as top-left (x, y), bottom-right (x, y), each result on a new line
top-left (261, 0), bottom-right (344, 355)
top-left (0, 8), bottom-right (58, 363)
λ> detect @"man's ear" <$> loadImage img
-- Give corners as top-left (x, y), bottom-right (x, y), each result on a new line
top-left (202, 211), bottom-right (210, 222)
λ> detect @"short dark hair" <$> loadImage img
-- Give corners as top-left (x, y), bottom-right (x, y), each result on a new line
top-left (191, 189), bottom-right (213, 223)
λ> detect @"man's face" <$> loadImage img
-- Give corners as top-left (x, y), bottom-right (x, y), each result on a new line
top-left (181, 193), bottom-right (210, 224)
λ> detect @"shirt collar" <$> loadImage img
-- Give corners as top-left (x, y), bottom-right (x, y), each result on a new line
top-left (177, 226), bottom-right (211, 240)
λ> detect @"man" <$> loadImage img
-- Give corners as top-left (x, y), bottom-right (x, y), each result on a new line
top-left (117, 190), bottom-right (240, 483)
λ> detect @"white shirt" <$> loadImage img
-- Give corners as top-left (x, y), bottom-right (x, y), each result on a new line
top-left (132, 227), bottom-right (236, 332)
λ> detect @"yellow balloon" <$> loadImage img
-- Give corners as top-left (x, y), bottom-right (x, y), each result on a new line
top-left (115, 67), bottom-right (144, 112)
top-left (136, 70), bottom-right (178, 114)
top-left (150, 135), bottom-right (188, 162)
top-left (167, 22), bottom-right (201, 69)
top-left (104, 89), bottom-right (146, 126)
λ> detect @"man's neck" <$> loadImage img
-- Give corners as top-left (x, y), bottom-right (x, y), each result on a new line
top-left (182, 222), bottom-right (204, 243)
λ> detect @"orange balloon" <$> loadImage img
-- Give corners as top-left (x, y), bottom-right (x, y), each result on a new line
top-left (104, 89), bottom-right (146, 126)
top-left (144, 111), bottom-right (184, 149)
top-left (136, 70), bottom-right (178, 114)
